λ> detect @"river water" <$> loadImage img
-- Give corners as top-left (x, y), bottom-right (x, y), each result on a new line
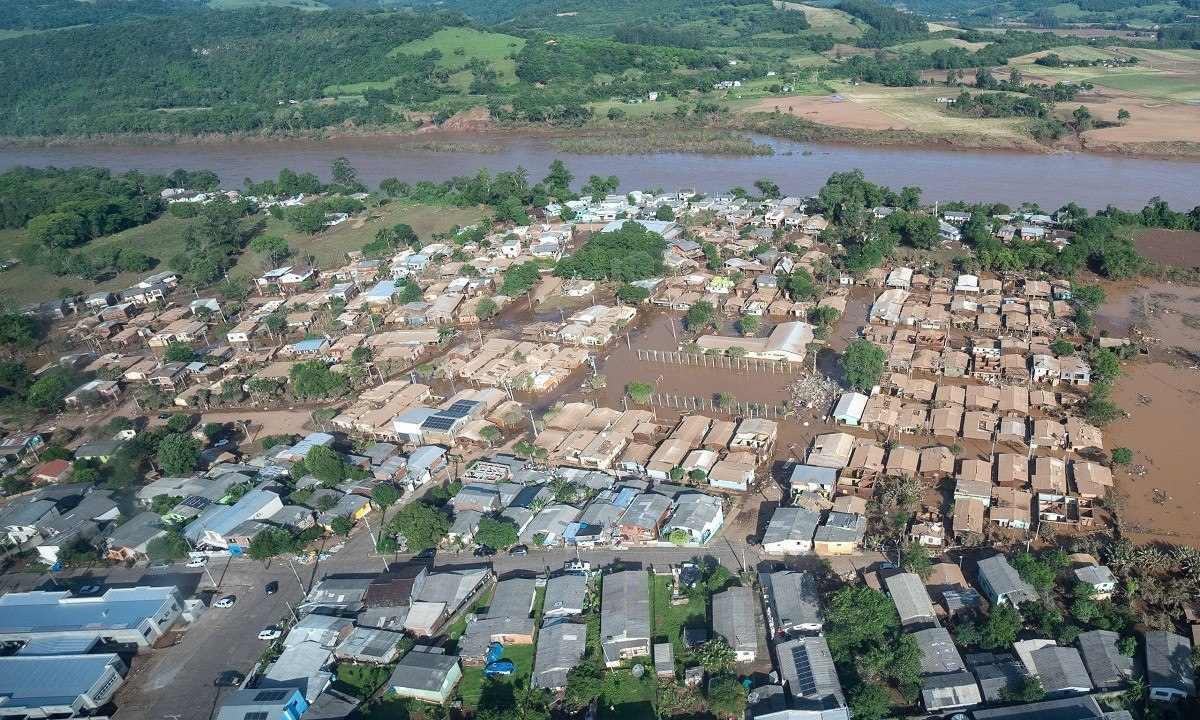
top-left (2, 133), bottom-right (1200, 209)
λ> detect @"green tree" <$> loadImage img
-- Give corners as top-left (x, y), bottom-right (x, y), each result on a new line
top-left (388, 502), bottom-right (449, 551)
top-left (157, 433), bottom-right (200, 475)
top-left (654, 204), bottom-right (675, 221)
top-left (563, 660), bottom-right (604, 710)
top-left (849, 684), bottom-right (891, 720)
top-left (163, 343), bottom-right (197, 363)
top-left (330, 515), bottom-right (354, 537)
top-left (1002, 676), bottom-right (1046, 703)
top-left (1072, 105), bottom-right (1093, 131)
top-left (825, 585), bottom-right (898, 662)
top-left (1117, 108), bottom-right (1131, 123)
top-left (289, 204), bottom-right (328, 234)
top-left (684, 301), bottom-right (715, 330)
top-left (981, 603), bottom-right (1022, 649)
top-left (1089, 347), bottom-right (1121, 384)
top-left (25, 369), bottom-right (75, 410)
top-left (781, 267), bottom-right (817, 300)
top-left (165, 413), bottom-right (193, 433)
top-left (1012, 550), bottom-right (1057, 591)
top-left (840, 339), bottom-right (886, 392)
top-left (754, 178), bottom-right (781, 198)
top-left (475, 297), bottom-right (498, 321)
top-left (475, 516), bottom-right (519, 549)
top-left (290, 360), bottom-right (346, 399)
top-left (695, 638), bottom-right (735, 672)
top-left (0, 313), bottom-right (45, 350)
top-left (248, 235), bottom-right (291, 266)
top-left (147, 530), bottom-right (191, 562)
top-left (1050, 338), bottom-right (1075, 356)
top-left (902, 540), bottom-right (933, 579)
top-left (372, 483), bottom-right (401, 524)
top-left (247, 527), bottom-right (294, 561)
top-left (305, 445), bottom-right (347, 487)
top-left (705, 673), bottom-right (747, 717)
top-left (626, 381), bottom-right (654, 405)
top-left (1112, 447), bottom-right (1133, 465)
top-left (737, 314), bottom-right (761, 336)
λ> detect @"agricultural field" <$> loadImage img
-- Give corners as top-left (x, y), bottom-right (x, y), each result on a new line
top-left (774, 2), bottom-right (867, 39)
top-left (888, 37), bottom-right (988, 53)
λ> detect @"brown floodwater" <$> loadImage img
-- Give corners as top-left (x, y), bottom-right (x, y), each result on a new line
top-left (4, 133), bottom-right (1200, 209)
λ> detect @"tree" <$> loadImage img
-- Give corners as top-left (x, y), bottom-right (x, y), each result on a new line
top-left (1050, 338), bottom-right (1075, 356)
top-left (331, 156), bottom-right (362, 191)
top-left (737, 314), bottom-right (761, 336)
top-left (25, 369), bottom-right (75, 410)
top-left (1112, 447), bottom-right (1133, 465)
top-left (249, 235), bottom-right (291, 266)
top-left (147, 530), bottom-right (190, 562)
top-left (475, 297), bottom-right (498, 321)
top-left (157, 433), bottom-right (200, 475)
top-left (475, 516), bottom-right (519, 549)
top-left (290, 360), bottom-right (346, 399)
top-left (388, 501), bottom-right (449, 551)
top-left (668, 528), bottom-right (690, 545)
top-left (330, 515), bottom-right (354, 537)
top-left (0, 313), bottom-right (44, 350)
top-left (305, 445), bottom-right (347, 487)
top-left (479, 425), bottom-right (501, 447)
top-left (1117, 107), bottom-right (1131, 123)
top-left (654, 204), bottom-right (675, 221)
top-left (981, 603), bottom-right (1022, 649)
top-left (754, 178), bottom-right (781, 199)
top-left (27, 211), bottom-right (85, 248)
top-left (163, 343), bottom-right (197, 363)
top-left (563, 660), bottom-right (604, 710)
top-left (848, 684), bottom-right (891, 720)
top-left (1089, 347), bottom-right (1121, 384)
top-left (1072, 105), bottom-right (1093, 131)
top-left (840, 339), bottom-right (886, 391)
top-left (684, 301), bottom-right (715, 330)
top-left (626, 381), bottom-right (654, 405)
top-left (1012, 550), bottom-right (1058, 591)
top-left (706, 673), bottom-right (747, 717)
top-left (902, 540), bottom-right (932, 579)
top-left (247, 527), bottom-right (294, 561)
top-left (781, 267), bottom-right (817, 300)
top-left (1002, 676), bottom-right (1046, 703)
top-left (825, 585), bottom-right (899, 662)
top-left (616, 283), bottom-right (649, 304)
top-left (289, 204), bottom-right (328, 234)
top-left (165, 413), bottom-right (193, 433)
top-left (372, 483), bottom-right (401, 524)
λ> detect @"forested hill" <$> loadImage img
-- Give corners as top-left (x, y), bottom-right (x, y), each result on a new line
top-left (0, 8), bottom-right (466, 136)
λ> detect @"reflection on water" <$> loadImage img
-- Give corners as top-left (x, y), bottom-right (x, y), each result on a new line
top-left (3, 133), bottom-right (1200, 209)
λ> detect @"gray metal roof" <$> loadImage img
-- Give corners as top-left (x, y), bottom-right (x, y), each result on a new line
top-left (976, 554), bottom-right (1037, 605)
top-left (335, 626), bottom-right (405, 663)
top-left (601, 570), bottom-right (650, 661)
top-left (760, 570), bottom-right (823, 631)
top-left (920, 670), bottom-right (982, 711)
top-left (532, 619), bottom-right (587, 690)
top-left (1145, 630), bottom-right (1195, 695)
top-left (913, 627), bottom-right (965, 675)
top-left (1075, 630), bottom-right (1132, 690)
top-left (1030, 645), bottom-right (1093, 694)
top-left (971, 694), bottom-right (1107, 720)
top-left (388, 646), bottom-right (459, 692)
top-left (775, 636), bottom-right (846, 712)
top-left (813, 512), bottom-right (865, 543)
top-left (884, 573), bottom-right (937, 628)
top-left (712, 586), bottom-right (757, 655)
top-left (761, 507), bottom-right (819, 549)
top-left (543, 574), bottom-right (588, 616)
top-left (620, 493), bottom-right (671, 530)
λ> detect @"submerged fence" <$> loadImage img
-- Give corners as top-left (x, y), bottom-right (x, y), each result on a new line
top-left (647, 392), bottom-right (789, 418)
top-left (635, 348), bottom-right (802, 374)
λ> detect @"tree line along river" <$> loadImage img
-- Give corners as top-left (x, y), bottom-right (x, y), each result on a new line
top-left (2, 134), bottom-right (1199, 209)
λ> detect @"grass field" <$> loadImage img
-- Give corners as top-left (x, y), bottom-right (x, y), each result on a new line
top-left (457, 586), bottom-right (543, 710)
top-left (651, 575), bottom-right (707, 656)
top-left (1092, 73), bottom-right (1200, 102)
top-left (775, 2), bottom-right (866, 38)
top-left (231, 200), bottom-right (484, 277)
top-left (0, 216), bottom-right (193, 303)
top-left (588, 97), bottom-right (683, 119)
top-left (0, 200), bottom-right (482, 304)
top-left (391, 27), bottom-right (525, 85)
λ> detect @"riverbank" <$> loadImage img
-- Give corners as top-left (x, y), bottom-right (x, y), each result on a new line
top-left (5, 114), bottom-right (1200, 162)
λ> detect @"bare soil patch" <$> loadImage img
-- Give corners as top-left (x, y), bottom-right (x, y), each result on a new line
top-left (1133, 228), bottom-right (1200, 268)
top-left (747, 95), bottom-right (912, 130)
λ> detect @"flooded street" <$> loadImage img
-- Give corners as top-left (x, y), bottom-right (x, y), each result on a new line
top-left (4, 133), bottom-right (1200, 209)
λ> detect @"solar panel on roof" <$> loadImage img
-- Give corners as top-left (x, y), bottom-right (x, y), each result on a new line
top-left (790, 644), bottom-right (818, 695)
top-left (421, 415), bottom-right (457, 431)
top-left (441, 400), bottom-right (478, 419)
top-left (244, 713), bottom-right (269, 720)
top-left (253, 690), bottom-right (289, 702)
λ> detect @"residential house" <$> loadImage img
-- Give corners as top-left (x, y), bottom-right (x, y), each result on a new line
top-left (532, 619), bottom-right (587, 691)
top-left (600, 570), bottom-right (651, 667)
top-left (884, 573), bottom-right (937, 629)
top-left (1145, 631), bottom-right (1195, 702)
top-left (812, 512), bottom-right (866, 555)
top-left (759, 570), bottom-right (823, 636)
top-left (761, 506), bottom-right (819, 555)
top-left (773, 636), bottom-right (849, 719)
top-left (976, 554), bottom-right (1037, 607)
top-left (712, 586), bottom-right (758, 662)
top-left (1075, 630), bottom-right (1132, 691)
top-left (386, 646), bottom-right (462, 704)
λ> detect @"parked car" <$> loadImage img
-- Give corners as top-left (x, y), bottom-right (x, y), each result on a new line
top-left (473, 545), bottom-right (496, 557)
top-left (148, 560), bottom-right (171, 569)
top-left (509, 545), bottom-right (528, 556)
top-left (257, 627), bottom-right (282, 641)
top-left (265, 581), bottom-right (278, 595)
top-left (76, 584), bottom-right (102, 596)
top-left (214, 595), bottom-right (237, 608)
top-left (186, 557), bottom-right (208, 568)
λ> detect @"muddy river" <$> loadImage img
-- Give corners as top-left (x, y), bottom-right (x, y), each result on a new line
top-left (3, 133), bottom-right (1200, 209)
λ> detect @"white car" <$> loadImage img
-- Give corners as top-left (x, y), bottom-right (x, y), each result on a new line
top-left (186, 557), bottom-right (207, 568)
top-left (257, 627), bottom-right (282, 641)
top-left (214, 595), bottom-right (237, 608)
